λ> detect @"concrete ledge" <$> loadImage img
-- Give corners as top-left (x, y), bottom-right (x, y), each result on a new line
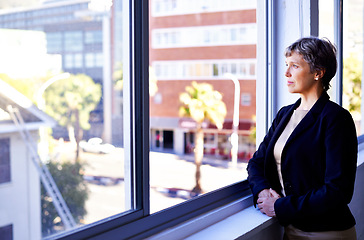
top-left (148, 195), bottom-right (283, 240)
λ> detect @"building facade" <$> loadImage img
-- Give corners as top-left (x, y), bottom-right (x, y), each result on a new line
top-left (149, 0), bottom-right (257, 160)
top-left (0, 80), bottom-right (56, 240)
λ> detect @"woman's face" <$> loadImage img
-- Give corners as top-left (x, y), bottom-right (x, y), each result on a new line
top-left (285, 52), bottom-right (318, 95)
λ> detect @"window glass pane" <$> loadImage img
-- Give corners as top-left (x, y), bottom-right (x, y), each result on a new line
top-left (342, 0), bottom-right (363, 135)
top-left (149, 0), bottom-right (257, 213)
top-left (0, 0), bottom-right (131, 238)
top-left (319, 0), bottom-right (336, 101)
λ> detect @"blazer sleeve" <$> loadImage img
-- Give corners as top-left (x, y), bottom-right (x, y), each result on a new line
top-left (274, 108), bottom-right (358, 225)
top-left (247, 107), bottom-right (286, 204)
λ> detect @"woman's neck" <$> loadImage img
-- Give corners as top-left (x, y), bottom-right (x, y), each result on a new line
top-left (298, 88), bottom-right (324, 110)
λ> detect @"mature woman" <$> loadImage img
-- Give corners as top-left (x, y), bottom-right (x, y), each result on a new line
top-left (247, 37), bottom-right (358, 239)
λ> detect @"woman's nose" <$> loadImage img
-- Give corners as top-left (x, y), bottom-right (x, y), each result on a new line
top-left (285, 68), bottom-right (291, 77)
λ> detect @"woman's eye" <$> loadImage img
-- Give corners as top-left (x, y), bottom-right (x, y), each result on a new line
top-left (293, 64), bottom-right (298, 68)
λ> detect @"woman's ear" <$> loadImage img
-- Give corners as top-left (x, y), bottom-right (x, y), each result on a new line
top-left (315, 69), bottom-right (325, 80)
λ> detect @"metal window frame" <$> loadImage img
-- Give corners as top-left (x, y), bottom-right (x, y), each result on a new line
top-left (51, 0), bottom-right (257, 239)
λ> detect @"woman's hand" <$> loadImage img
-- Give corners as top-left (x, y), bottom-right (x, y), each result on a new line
top-left (257, 189), bottom-right (281, 217)
top-left (258, 189), bottom-right (272, 198)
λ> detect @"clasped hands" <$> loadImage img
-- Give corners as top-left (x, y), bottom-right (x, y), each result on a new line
top-left (257, 188), bottom-right (281, 217)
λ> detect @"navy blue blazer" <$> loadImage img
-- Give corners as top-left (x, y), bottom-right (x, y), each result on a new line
top-left (247, 92), bottom-right (358, 232)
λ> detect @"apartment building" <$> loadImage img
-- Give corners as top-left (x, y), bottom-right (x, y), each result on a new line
top-left (149, 0), bottom-right (257, 160)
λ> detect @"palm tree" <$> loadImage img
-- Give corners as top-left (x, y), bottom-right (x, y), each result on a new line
top-left (179, 81), bottom-right (227, 195)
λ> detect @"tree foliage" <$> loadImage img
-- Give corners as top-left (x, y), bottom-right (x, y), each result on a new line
top-left (41, 160), bottom-right (89, 237)
top-left (179, 81), bottom-right (226, 128)
top-left (44, 74), bottom-right (101, 130)
top-left (0, 73), bottom-right (45, 101)
top-left (343, 54), bottom-right (362, 120)
top-left (43, 74), bottom-right (101, 160)
top-left (179, 81), bottom-right (226, 194)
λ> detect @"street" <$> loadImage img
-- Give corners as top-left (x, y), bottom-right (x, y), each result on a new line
top-left (55, 141), bottom-right (248, 224)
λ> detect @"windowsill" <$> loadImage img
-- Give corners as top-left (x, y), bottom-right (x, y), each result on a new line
top-left (148, 195), bottom-right (280, 240)
top-left (149, 144), bottom-right (364, 240)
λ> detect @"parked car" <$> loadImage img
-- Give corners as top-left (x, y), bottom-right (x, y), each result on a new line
top-left (79, 137), bottom-right (115, 154)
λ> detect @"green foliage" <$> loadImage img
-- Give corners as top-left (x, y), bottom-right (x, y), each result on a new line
top-left (41, 160), bottom-right (89, 236)
top-left (179, 81), bottom-right (227, 194)
top-left (113, 61), bottom-right (123, 91)
top-left (179, 81), bottom-right (227, 129)
top-left (0, 73), bottom-right (44, 101)
top-left (343, 54), bottom-right (362, 119)
top-left (43, 74), bottom-right (101, 130)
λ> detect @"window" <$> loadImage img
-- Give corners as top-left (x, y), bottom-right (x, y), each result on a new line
top-left (0, 224), bottom-right (12, 240)
top-left (152, 24), bottom-right (257, 48)
top-left (0, 138), bottom-right (10, 184)
top-left (64, 53), bottom-right (83, 68)
top-left (151, 0), bottom-right (256, 16)
top-left (153, 60), bottom-right (256, 80)
top-left (149, 0), bottom-right (257, 213)
top-left (85, 52), bottom-right (103, 68)
top-left (341, 0), bottom-right (363, 134)
top-left (3, 0), bottom-right (266, 239)
top-left (241, 93), bottom-right (251, 106)
top-left (64, 31), bottom-right (83, 51)
top-left (85, 30), bottom-right (102, 44)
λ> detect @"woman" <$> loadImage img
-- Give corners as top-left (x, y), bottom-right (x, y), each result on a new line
top-left (247, 37), bottom-right (358, 239)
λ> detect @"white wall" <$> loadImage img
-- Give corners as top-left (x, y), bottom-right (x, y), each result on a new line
top-left (256, 0), bottom-right (319, 143)
top-left (0, 132), bottom-right (41, 240)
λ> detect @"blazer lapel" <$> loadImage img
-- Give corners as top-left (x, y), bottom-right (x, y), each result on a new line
top-left (284, 92), bottom-right (330, 150)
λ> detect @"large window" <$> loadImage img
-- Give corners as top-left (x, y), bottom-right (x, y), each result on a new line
top-left (149, 0), bottom-right (257, 213)
top-left (342, 0), bottom-right (363, 135)
top-left (0, 0), bottom-right (130, 239)
top-left (319, 0), bottom-right (363, 135)
top-left (0, 0), bottom-right (323, 239)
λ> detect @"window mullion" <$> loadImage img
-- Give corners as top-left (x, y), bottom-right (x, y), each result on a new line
top-left (133, 0), bottom-right (150, 215)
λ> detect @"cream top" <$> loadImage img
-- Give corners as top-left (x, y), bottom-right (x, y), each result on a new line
top-left (273, 109), bottom-right (308, 196)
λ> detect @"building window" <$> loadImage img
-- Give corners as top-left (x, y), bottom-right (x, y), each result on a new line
top-left (152, 24), bottom-right (257, 48)
top-left (0, 138), bottom-right (10, 184)
top-left (153, 59), bottom-right (256, 80)
top-left (151, 0), bottom-right (256, 16)
top-left (64, 53), bottom-right (83, 68)
top-left (153, 92), bottom-right (162, 104)
top-left (85, 30), bottom-right (102, 44)
top-left (85, 52), bottom-right (103, 68)
top-left (64, 31), bottom-right (83, 51)
top-left (0, 224), bottom-right (12, 240)
top-left (241, 93), bottom-right (251, 106)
